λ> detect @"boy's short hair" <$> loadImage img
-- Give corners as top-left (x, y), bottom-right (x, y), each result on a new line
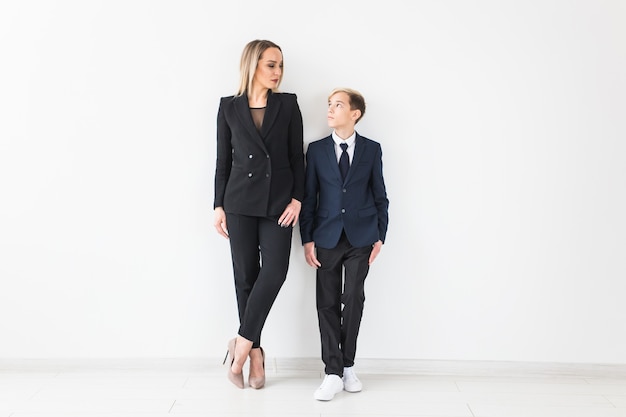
top-left (329, 87), bottom-right (366, 124)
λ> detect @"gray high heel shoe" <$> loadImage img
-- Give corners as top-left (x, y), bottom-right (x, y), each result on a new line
top-left (223, 338), bottom-right (244, 389)
top-left (248, 347), bottom-right (265, 389)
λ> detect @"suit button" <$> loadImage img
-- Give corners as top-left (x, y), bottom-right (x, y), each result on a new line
top-left (341, 209), bottom-right (346, 213)
top-left (265, 173), bottom-right (270, 178)
top-left (248, 172), bottom-right (253, 177)
top-left (266, 154), bottom-right (270, 158)
top-left (249, 154), bottom-right (253, 158)
top-left (342, 188), bottom-right (347, 193)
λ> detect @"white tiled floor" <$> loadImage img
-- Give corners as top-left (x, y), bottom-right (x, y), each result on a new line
top-left (2, 358), bottom-right (626, 416)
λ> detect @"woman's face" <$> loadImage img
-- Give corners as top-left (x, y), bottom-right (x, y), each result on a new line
top-left (253, 47), bottom-right (283, 90)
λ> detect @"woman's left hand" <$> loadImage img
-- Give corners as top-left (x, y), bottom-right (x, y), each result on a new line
top-left (278, 198), bottom-right (301, 228)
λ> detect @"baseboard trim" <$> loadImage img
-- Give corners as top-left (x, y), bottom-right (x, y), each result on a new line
top-left (1, 357), bottom-right (625, 378)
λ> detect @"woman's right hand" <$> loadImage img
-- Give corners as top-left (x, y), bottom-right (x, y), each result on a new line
top-left (214, 207), bottom-right (229, 239)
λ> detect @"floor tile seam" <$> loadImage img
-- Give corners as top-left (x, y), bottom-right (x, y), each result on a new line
top-left (601, 394), bottom-right (618, 408)
top-left (466, 402), bottom-right (476, 417)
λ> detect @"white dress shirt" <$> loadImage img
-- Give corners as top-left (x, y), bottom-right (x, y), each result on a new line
top-left (332, 131), bottom-right (356, 164)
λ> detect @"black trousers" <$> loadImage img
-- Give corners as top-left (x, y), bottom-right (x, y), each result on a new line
top-left (316, 231), bottom-right (372, 376)
top-left (226, 213), bottom-right (293, 348)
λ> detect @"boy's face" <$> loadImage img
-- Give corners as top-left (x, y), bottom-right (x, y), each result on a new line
top-left (327, 92), bottom-right (359, 130)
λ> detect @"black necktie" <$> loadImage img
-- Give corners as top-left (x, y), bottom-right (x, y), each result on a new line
top-left (339, 142), bottom-right (349, 181)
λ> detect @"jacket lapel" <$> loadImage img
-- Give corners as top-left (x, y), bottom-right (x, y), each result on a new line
top-left (350, 134), bottom-right (365, 170)
top-left (322, 136), bottom-right (343, 183)
top-left (342, 134), bottom-right (365, 183)
top-left (260, 90), bottom-right (280, 139)
top-left (323, 134), bottom-right (366, 183)
top-left (233, 93), bottom-right (267, 150)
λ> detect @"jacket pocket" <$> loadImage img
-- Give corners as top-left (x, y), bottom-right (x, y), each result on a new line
top-left (358, 206), bottom-right (377, 217)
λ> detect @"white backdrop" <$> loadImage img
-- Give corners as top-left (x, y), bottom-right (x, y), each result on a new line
top-left (1, 0), bottom-right (625, 363)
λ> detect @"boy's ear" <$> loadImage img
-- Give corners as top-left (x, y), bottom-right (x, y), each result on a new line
top-left (352, 109), bottom-right (362, 121)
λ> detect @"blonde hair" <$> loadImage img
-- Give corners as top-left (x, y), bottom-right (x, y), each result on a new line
top-left (236, 39), bottom-right (283, 96)
top-left (328, 87), bottom-right (366, 124)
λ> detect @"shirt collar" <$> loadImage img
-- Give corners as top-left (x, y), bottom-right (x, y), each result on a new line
top-left (332, 131), bottom-right (356, 148)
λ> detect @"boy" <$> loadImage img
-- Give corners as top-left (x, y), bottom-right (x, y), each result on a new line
top-left (300, 88), bottom-right (389, 401)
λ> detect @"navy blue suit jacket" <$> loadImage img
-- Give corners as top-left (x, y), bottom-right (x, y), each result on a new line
top-left (300, 133), bottom-right (389, 249)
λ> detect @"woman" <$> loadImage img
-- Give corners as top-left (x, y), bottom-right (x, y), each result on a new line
top-left (214, 39), bottom-right (304, 389)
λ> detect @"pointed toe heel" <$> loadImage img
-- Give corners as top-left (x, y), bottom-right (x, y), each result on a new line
top-left (248, 347), bottom-right (265, 389)
top-left (224, 338), bottom-right (244, 389)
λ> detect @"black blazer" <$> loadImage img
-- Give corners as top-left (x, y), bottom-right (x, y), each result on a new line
top-left (300, 133), bottom-right (389, 249)
top-left (214, 90), bottom-right (305, 217)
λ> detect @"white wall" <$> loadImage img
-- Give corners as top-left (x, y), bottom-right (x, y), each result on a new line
top-left (1, 0), bottom-right (625, 363)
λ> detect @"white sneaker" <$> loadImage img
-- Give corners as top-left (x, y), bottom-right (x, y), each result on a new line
top-left (342, 367), bottom-right (362, 392)
top-left (314, 374), bottom-right (344, 401)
